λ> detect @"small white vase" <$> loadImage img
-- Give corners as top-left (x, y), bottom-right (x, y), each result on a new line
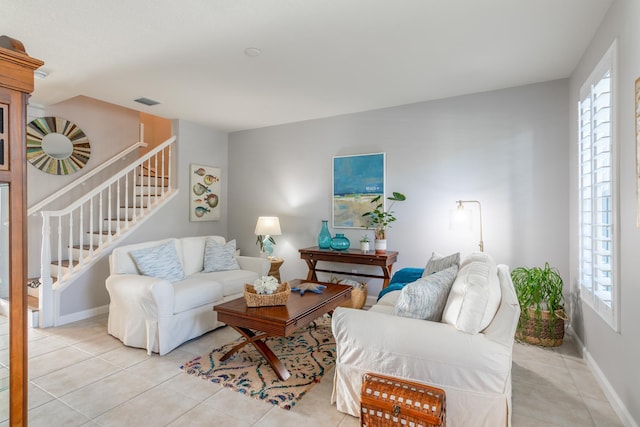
top-left (360, 241), bottom-right (370, 252)
top-left (374, 239), bottom-right (387, 253)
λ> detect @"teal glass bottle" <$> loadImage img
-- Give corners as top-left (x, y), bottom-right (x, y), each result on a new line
top-left (318, 220), bottom-right (332, 249)
top-left (330, 233), bottom-right (350, 251)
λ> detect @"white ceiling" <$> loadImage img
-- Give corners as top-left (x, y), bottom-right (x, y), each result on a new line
top-left (2, 0), bottom-right (613, 132)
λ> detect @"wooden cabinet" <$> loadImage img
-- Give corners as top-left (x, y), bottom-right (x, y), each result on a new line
top-left (0, 35), bottom-right (44, 425)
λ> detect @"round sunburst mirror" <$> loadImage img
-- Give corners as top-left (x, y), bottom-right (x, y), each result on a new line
top-left (26, 117), bottom-right (91, 175)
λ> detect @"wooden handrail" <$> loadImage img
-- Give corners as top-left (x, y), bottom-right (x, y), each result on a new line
top-left (40, 137), bottom-right (174, 217)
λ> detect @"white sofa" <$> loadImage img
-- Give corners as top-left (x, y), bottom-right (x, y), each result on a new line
top-left (106, 235), bottom-right (269, 355)
top-left (331, 254), bottom-right (520, 426)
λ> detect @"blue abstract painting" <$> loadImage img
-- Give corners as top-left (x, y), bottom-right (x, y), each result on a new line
top-left (333, 153), bottom-right (385, 228)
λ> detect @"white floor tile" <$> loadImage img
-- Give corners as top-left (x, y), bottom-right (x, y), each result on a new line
top-left (92, 384), bottom-right (200, 426)
top-left (0, 313), bottom-right (622, 427)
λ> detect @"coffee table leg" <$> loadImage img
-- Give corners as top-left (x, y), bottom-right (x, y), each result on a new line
top-left (223, 325), bottom-right (291, 381)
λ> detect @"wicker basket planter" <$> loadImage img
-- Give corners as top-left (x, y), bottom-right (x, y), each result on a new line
top-left (244, 282), bottom-right (290, 307)
top-left (511, 262), bottom-right (567, 348)
top-left (516, 307), bottom-right (566, 347)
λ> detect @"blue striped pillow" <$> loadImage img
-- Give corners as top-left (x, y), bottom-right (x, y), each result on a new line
top-left (203, 238), bottom-right (240, 272)
top-left (394, 265), bottom-right (459, 321)
top-left (422, 252), bottom-right (460, 277)
top-left (130, 241), bottom-right (185, 282)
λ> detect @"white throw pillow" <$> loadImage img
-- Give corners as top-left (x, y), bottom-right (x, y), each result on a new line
top-left (422, 252), bottom-right (460, 277)
top-left (394, 265), bottom-right (458, 321)
top-left (203, 238), bottom-right (240, 272)
top-left (129, 240), bottom-right (185, 282)
top-left (441, 252), bottom-right (501, 333)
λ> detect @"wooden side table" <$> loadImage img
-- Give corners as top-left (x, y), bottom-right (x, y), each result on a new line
top-left (298, 247), bottom-right (398, 288)
top-left (268, 257), bottom-right (284, 282)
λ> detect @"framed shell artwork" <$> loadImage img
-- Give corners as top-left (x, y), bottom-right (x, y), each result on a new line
top-left (190, 164), bottom-right (221, 221)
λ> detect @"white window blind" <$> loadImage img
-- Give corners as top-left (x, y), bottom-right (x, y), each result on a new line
top-left (578, 40), bottom-right (618, 330)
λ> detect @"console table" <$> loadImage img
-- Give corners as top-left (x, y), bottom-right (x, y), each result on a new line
top-left (299, 247), bottom-right (398, 288)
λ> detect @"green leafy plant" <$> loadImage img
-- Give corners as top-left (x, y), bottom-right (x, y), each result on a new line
top-left (359, 235), bottom-right (370, 243)
top-left (511, 262), bottom-right (566, 345)
top-left (361, 192), bottom-right (406, 240)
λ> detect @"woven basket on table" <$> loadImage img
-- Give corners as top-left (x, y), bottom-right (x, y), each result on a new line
top-left (243, 282), bottom-right (290, 307)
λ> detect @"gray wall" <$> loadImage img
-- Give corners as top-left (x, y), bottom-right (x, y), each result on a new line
top-left (228, 80), bottom-right (570, 299)
top-left (121, 119), bottom-right (230, 243)
top-left (569, 0), bottom-right (640, 424)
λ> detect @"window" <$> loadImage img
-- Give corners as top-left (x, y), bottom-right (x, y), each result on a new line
top-left (578, 40), bottom-right (618, 330)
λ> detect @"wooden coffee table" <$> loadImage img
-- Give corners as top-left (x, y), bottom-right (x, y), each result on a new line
top-left (214, 279), bottom-right (351, 381)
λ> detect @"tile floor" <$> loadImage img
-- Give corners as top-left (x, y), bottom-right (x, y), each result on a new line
top-left (0, 314), bottom-right (626, 426)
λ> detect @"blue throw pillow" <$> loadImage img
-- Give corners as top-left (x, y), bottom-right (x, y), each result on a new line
top-left (203, 238), bottom-right (240, 272)
top-left (130, 241), bottom-right (185, 282)
top-left (378, 268), bottom-right (424, 301)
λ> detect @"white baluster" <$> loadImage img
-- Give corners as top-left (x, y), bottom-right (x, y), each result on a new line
top-left (154, 152), bottom-right (158, 199)
top-left (89, 196), bottom-right (94, 257)
top-left (132, 169), bottom-right (137, 221)
top-left (98, 192), bottom-right (103, 248)
top-left (68, 211), bottom-right (73, 277)
top-left (57, 216), bottom-right (62, 284)
top-left (168, 145), bottom-right (172, 189)
top-left (78, 205), bottom-right (84, 267)
top-left (40, 212), bottom-right (53, 327)
top-left (161, 148), bottom-right (166, 198)
top-left (147, 158), bottom-right (152, 210)
top-left (124, 173), bottom-right (129, 227)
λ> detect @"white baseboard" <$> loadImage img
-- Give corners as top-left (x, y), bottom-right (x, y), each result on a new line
top-left (1, 299), bottom-right (39, 327)
top-left (52, 304), bottom-right (109, 327)
top-left (567, 326), bottom-right (638, 427)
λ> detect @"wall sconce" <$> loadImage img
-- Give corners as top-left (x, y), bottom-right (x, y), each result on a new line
top-left (254, 216), bottom-right (281, 257)
top-left (452, 200), bottom-right (484, 252)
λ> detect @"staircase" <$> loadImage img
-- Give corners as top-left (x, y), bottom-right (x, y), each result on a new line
top-left (28, 136), bottom-right (178, 327)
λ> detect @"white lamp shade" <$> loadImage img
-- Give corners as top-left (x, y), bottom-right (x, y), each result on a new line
top-left (254, 216), bottom-right (281, 236)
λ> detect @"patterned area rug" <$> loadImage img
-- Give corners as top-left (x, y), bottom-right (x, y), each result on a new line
top-left (180, 315), bottom-right (335, 410)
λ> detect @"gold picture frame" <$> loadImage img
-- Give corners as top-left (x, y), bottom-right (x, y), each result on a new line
top-left (636, 77), bottom-right (640, 227)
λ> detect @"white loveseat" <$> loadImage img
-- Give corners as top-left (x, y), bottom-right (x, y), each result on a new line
top-left (106, 235), bottom-right (269, 355)
top-left (331, 253), bottom-right (520, 426)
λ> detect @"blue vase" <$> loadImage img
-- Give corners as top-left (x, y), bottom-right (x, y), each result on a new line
top-left (318, 220), bottom-right (332, 249)
top-left (330, 233), bottom-right (350, 251)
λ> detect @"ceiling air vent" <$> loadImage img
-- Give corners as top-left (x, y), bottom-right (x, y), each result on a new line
top-left (134, 97), bottom-right (160, 106)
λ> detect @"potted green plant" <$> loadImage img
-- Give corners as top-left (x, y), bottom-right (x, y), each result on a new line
top-left (510, 262), bottom-right (567, 347)
top-left (362, 192), bottom-right (406, 253)
top-left (359, 235), bottom-right (370, 252)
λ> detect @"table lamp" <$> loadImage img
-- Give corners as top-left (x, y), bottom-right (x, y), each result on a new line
top-left (255, 216), bottom-right (282, 257)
